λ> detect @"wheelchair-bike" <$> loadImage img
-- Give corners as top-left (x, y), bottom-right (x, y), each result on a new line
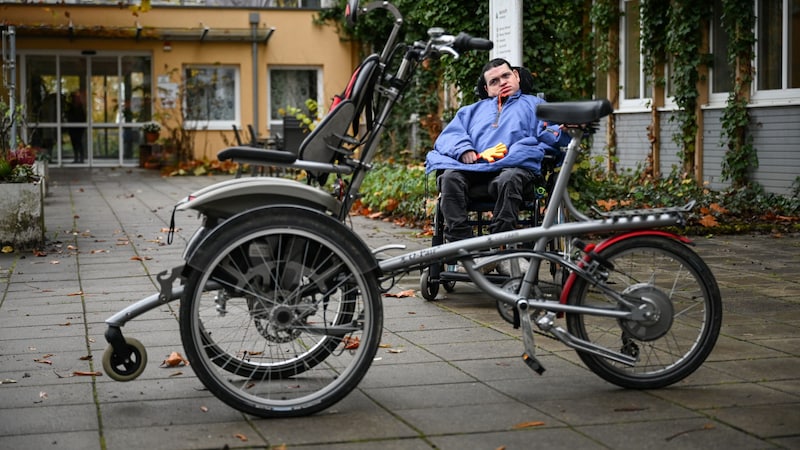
top-left (101, 0), bottom-right (722, 418)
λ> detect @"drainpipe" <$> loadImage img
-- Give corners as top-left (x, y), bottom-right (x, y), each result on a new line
top-left (250, 12), bottom-right (259, 138)
top-left (2, 26), bottom-right (17, 150)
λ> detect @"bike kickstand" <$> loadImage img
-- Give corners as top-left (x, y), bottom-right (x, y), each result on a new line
top-left (517, 299), bottom-right (546, 375)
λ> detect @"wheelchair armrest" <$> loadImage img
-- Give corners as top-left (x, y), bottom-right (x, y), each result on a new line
top-left (218, 146), bottom-right (298, 165)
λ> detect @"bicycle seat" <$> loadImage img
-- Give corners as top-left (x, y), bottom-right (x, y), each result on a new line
top-left (536, 99), bottom-right (612, 125)
top-left (217, 146), bottom-right (297, 165)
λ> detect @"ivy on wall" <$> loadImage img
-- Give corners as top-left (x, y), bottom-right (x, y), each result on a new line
top-left (316, 0), bottom-right (595, 159)
top-left (317, 0), bottom-right (760, 187)
top-left (720, 0), bottom-right (757, 188)
top-left (665, 0), bottom-right (711, 177)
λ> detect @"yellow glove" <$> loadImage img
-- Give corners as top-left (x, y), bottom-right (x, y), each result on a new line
top-left (479, 143), bottom-right (508, 162)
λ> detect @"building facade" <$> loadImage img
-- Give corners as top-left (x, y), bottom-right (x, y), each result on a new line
top-left (592, 0), bottom-right (799, 196)
top-left (2, 0), bottom-right (357, 166)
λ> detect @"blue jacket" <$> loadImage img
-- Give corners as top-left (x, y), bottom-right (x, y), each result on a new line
top-left (425, 91), bottom-right (570, 175)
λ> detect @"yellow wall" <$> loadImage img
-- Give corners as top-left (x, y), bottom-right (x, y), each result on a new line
top-left (2, 4), bottom-right (358, 160)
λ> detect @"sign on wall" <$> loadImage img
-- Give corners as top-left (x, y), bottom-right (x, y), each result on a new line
top-left (489, 0), bottom-right (522, 66)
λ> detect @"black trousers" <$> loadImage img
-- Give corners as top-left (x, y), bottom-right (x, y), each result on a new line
top-left (438, 167), bottom-right (535, 242)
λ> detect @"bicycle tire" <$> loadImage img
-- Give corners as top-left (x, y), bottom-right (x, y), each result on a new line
top-left (565, 235), bottom-right (722, 389)
top-left (179, 207), bottom-right (382, 417)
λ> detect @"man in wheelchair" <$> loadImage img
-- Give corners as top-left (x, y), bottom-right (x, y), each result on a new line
top-left (425, 58), bottom-right (570, 274)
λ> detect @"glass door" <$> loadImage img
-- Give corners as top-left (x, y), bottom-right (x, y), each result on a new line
top-left (61, 56), bottom-right (88, 164)
top-left (23, 53), bottom-right (152, 167)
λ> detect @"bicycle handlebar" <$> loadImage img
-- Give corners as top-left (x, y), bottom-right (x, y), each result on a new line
top-left (452, 32), bottom-right (493, 52)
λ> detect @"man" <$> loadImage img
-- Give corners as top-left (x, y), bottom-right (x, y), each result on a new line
top-left (66, 90), bottom-right (87, 163)
top-left (426, 58), bottom-right (570, 250)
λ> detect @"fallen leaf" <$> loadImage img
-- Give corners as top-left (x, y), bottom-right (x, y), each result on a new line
top-left (699, 214), bottom-right (718, 227)
top-left (50, 260), bottom-right (60, 265)
top-left (79, 355), bottom-right (93, 361)
top-left (169, 371), bottom-right (183, 377)
top-left (67, 291), bottom-right (84, 296)
top-left (0, 379), bottom-right (17, 384)
top-left (34, 358), bottom-right (53, 365)
top-left (384, 289), bottom-right (415, 298)
top-left (1, 246), bottom-right (13, 253)
top-left (378, 344), bottom-right (392, 348)
top-left (200, 405), bottom-right (209, 412)
top-left (33, 250), bottom-right (47, 257)
top-left (59, 322), bottom-right (71, 326)
top-left (160, 351), bottom-right (189, 367)
top-left (512, 421), bottom-right (545, 429)
top-left (39, 391), bottom-right (48, 400)
top-left (387, 348), bottom-right (405, 354)
top-left (130, 256), bottom-right (153, 261)
top-left (614, 406), bottom-right (647, 412)
top-left (233, 433), bottom-right (248, 442)
top-left (72, 371), bottom-right (102, 377)
top-left (342, 336), bottom-right (360, 350)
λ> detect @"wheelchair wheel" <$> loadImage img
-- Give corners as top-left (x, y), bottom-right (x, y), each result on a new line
top-left (179, 207), bottom-right (382, 417)
top-left (496, 278), bottom-right (521, 325)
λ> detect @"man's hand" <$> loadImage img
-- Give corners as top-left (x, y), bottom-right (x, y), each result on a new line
top-left (460, 150), bottom-right (479, 164)
top-left (479, 143), bottom-right (508, 162)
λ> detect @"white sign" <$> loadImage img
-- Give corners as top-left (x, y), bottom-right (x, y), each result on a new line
top-left (490, 0), bottom-right (523, 66)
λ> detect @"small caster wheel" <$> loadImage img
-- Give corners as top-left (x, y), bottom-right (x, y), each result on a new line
top-left (420, 267), bottom-right (440, 301)
top-left (102, 337), bottom-right (147, 382)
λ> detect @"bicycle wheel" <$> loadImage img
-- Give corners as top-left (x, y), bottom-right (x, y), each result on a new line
top-left (565, 235), bottom-right (722, 389)
top-left (179, 207), bottom-right (382, 417)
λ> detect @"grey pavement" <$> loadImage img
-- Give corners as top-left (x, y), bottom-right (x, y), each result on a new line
top-left (1, 167), bottom-right (798, 450)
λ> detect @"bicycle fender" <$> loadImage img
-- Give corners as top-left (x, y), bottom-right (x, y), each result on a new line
top-left (183, 205), bottom-right (378, 276)
top-left (175, 177), bottom-right (341, 218)
top-left (559, 230), bottom-right (693, 305)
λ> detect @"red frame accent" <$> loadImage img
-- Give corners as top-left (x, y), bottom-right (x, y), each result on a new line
top-left (558, 230), bottom-right (693, 307)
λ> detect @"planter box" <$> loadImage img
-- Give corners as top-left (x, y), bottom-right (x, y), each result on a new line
top-left (0, 181), bottom-right (45, 249)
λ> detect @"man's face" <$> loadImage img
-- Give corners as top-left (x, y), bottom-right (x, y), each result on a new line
top-left (484, 64), bottom-right (520, 98)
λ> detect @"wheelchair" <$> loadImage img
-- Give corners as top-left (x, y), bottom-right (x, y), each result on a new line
top-left (419, 67), bottom-right (563, 303)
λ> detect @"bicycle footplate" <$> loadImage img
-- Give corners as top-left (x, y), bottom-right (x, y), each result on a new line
top-left (522, 352), bottom-right (546, 375)
top-left (518, 299), bottom-right (546, 375)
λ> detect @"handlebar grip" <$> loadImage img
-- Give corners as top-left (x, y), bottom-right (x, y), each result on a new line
top-left (452, 32), bottom-right (493, 52)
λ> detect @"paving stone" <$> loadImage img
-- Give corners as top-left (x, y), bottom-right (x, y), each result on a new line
top-left (0, 168), bottom-right (796, 449)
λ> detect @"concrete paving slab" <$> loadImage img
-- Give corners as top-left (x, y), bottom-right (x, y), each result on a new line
top-left (578, 417), bottom-right (771, 449)
top-left (0, 168), bottom-right (797, 449)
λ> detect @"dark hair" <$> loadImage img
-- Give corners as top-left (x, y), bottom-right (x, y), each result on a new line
top-left (480, 58), bottom-right (513, 86)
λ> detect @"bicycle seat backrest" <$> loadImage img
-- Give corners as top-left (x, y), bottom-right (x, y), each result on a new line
top-left (298, 54), bottom-right (381, 184)
top-left (474, 66), bottom-right (536, 100)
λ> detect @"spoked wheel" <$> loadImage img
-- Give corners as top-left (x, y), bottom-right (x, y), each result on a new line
top-left (179, 207), bottom-right (382, 418)
top-left (565, 235), bottom-right (722, 389)
top-left (102, 337), bottom-right (147, 382)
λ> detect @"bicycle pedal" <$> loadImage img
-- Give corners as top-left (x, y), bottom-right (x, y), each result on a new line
top-left (521, 352), bottom-right (546, 375)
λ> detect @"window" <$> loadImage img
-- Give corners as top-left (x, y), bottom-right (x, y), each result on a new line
top-left (268, 67), bottom-right (321, 124)
top-left (184, 65), bottom-right (239, 130)
top-left (711, 0), bottom-right (733, 95)
top-left (754, 0), bottom-right (800, 101)
top-left (620, 0), bottom-right (651, 109)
